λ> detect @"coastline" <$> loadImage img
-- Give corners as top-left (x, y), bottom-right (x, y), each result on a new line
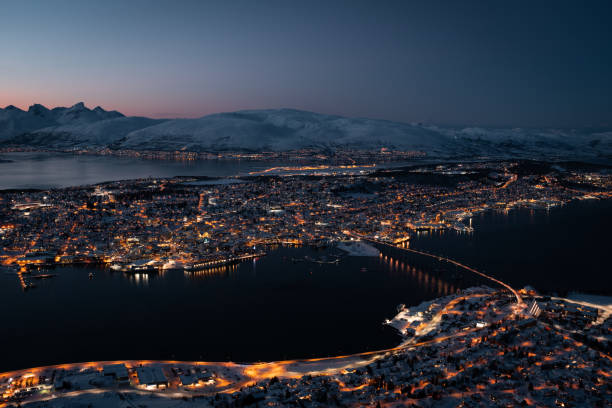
top-left (2, 285), bottom-right (610, 407)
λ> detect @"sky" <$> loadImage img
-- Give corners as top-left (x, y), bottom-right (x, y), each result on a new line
top-left (1, 0), bottom-right (611, 127)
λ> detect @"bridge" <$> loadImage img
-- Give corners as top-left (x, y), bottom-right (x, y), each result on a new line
top-left (0, 235), bottom-right (529, 405)
top-left (348, 233), bottom-right (524, 306)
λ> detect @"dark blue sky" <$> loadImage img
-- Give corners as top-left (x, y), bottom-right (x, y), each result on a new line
top-left (1, 0), bottom-right (611, 127)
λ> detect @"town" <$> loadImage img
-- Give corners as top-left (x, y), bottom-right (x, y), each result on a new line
top-left (1, 160), bottom-right (611, 289)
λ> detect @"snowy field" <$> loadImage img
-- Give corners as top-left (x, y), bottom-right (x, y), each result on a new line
top-left (336, 240), bottom-right (380, 256)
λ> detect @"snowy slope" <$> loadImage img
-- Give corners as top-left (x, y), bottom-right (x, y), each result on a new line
top-left (119, 109), bottom-right (458, 154)
top-left (119, 109), bottom-right (612, 159)
top-left (1, 104), bottom-right (611, 159)
top-left (430, 126), bottom-right (612, 158)
top-left (51, 102), bottom-right (124, 125)
top-left (0, 105), bottom-right (57, 141)
top-left (12, 116), bottom-right (166, 148)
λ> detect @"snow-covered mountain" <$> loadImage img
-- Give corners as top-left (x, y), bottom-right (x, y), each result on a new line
top-left (1, 104), bottom-right (611, 160)
top-left (19, 116), bottom-right (166, 148)
top-left (0, 102), bottom-right (126, 141)
top-left (0, 105), bottom-right (57, 139)
top-left (119, 109), bottom-right (456, 155)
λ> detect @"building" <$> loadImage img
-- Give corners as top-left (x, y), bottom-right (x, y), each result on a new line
top-left (135, 366), bottom-right (168, 389)
top-left (102, 364), bottom-right (129, 384)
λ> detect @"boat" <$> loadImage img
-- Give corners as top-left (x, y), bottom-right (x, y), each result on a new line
top-left (89, 272), bottom-right (94, 279)
top-left (122, 265), bottom-right (159, 274)
top-left (185, 252), bottom-right (265, 272)
top-left (110, 260), bottom-right (160, 273)
top-left (31, 273), bottom-right (56, 280)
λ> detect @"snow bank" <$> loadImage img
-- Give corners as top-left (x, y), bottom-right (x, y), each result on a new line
top-left (567, 292), bottom-right (612, 308)
top-left (336, 240), bottom-right (380, 256)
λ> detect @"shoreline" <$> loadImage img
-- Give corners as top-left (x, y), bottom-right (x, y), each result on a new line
top-left (2, 285), bottom-right (610, 407)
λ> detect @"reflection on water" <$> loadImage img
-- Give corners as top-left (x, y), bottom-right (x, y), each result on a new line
top-left (180, 254), bottom-right (460, 297)
top-left (0, 245), bottom-right (476, 372)
top-left (0, 152), bottom-right (287, 190)
top-left (127, 272), bottom-right (151, 286)
top-left (379, 254), bottom-right (458, 296)
top-left (410, 199), bottom-right (612, 295)
top-left (186, 264), bottom-right (240, 280)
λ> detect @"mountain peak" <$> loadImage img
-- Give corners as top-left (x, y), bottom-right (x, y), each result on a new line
top-left (28, 104), bottom-right (50, 115)
top-left (70, 102), bottom-right (86, 110)
top-left (4, 105), bottom-right (23, 112)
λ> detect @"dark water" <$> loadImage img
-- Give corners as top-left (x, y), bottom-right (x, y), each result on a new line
top-left (0, 202), bottom-right (608, 372)
top-left (0, 152), bottom-right (411, 190)
top-left (0, 152), bottom-right (608, 371)
top-left (0, 152), bottom-right (282, 190)
top-left (410, 199), bottom-right (612, 296)
top-left (0, 246), bottom-right (469, 372)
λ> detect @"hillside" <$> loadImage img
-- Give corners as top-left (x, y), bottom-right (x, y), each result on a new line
top-left (1, 104), bottom-right (611, 159)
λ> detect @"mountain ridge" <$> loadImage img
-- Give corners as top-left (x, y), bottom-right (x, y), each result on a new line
top-left (1, 103), bottom-right (611, 160)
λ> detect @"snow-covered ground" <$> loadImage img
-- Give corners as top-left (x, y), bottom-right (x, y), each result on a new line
top-left (336, 240), bottom-right (380, 256)
top-left (561, 292), bottom-right (612, 326)
top-left (567, 292), bottom-right (612, 308)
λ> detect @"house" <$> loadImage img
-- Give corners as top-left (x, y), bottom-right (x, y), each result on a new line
top-left (102, 364), bottom-right (130, 383)
top-left (135, 366), bottom-right (168, 389)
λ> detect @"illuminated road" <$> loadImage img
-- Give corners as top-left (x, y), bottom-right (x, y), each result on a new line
top-left (0, 289), bottom-right (511, 406)
top-left (0, 320), bottom-right (486, 403)
top-left (351, 234), bottom-right (524, 305)
top-left (0, 238), bottom-right (527, 406)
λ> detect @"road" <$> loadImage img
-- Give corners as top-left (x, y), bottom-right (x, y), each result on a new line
top-left (351, 234), bottom-right (524, 305)
top-left (0, 237), bottom-right (527, 406)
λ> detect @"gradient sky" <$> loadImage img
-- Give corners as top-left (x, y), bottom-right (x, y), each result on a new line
top-left (1, 0), bottom-right (611, 127)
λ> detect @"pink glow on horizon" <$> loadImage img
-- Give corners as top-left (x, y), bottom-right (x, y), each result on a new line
top-left (0, 95), bottom-right (229, 119)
